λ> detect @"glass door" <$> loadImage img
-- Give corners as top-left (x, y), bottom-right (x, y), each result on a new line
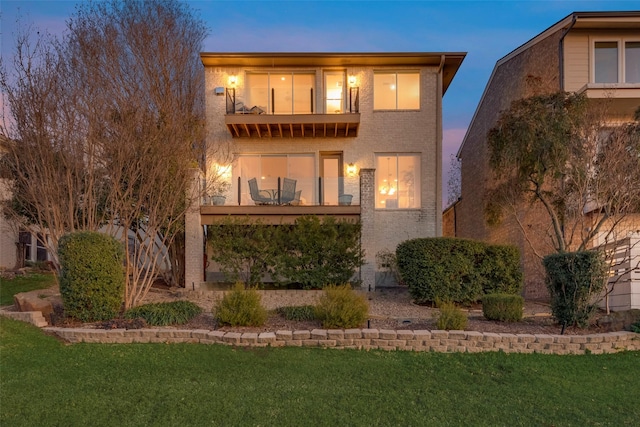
top-left (324, 72), bottom-right (345, 114)
top-left (320, 152), bottom-right (343, 205)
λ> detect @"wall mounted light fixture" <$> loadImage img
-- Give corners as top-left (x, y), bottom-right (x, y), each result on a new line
top-left (228, 75), bottom-right (237, 86)
top-left (348, 75), bottom-right (357, 87)
top-left (346, 162), bottom-right (357, 177)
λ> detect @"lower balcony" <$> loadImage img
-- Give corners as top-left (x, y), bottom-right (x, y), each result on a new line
top-left (200, 204), bottom-right (361, 225)
top-left (225, 113), bottom-right (360, 138)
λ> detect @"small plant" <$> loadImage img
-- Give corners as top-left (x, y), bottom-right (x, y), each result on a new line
top-left (314, 284), bottom-right (369, 329)
top-left (214, 282), bottom-right (267, 327)
top-left (482, 293), bottom-right (523, 322)
top-left (435, 300), bottom-right (468, 330)
top-left (276, 305), bottom-right (316, 321)
top-left (631, 321), bottom-right (640, 334)
top-left (124, 301), bottom-right (202, 326)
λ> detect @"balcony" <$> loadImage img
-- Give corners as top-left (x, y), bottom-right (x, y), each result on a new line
top-left (224, 88), bottom-right (360, 138)
top-left (200, 176), bottom-right (361, 224)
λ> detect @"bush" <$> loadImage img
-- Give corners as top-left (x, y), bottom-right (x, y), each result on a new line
top-left (480, 245), bottom-right (523, 295)
top-left (58, 231), bottom-right (125, 322)
top-left (396, 238), bottom-right (485, 304)
top-left (125, 301), bottom-right (202, 326)
top-left (482, 293), bottom-right (523, 322)
top-left (274, 216), bottom-right (364, 289)
top-left (314, 284), bottom-right (368, 329)
top-left (214, 282), bottom-right (267, 327)
top-left (276, 305), bottom-right (316, 321)
top-left (543, 251), bottom-right (607, 328)
top-left (631, 321), bottom-right (640, 334)
top-left (396, 238), bottom-right (522, 304)
top-left (435, 301), bottom-right (468, 330)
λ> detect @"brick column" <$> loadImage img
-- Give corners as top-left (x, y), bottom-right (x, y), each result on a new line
top-left (184, 169), bottom-right (204, 290)
top-left (359, 168), bottom-right (375, 290)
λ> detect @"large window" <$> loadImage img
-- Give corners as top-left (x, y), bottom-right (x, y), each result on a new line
top-left (234, 154), bottom-right (316, 205)
top-left (594, 39), bottom-right (640, 84)
top-left (374, 72), bottom-right (420, 110)
top-left (245, 72), bottom-right (315, 114)
top-left (375, 154), bottom-right (421, 209)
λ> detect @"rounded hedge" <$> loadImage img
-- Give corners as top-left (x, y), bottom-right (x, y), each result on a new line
top-left (58, 231), bottom-right (125, 322)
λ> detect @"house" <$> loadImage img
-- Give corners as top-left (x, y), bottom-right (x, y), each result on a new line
top-left (455, 11), bottom-right (640, 306)
top-left (184, 52), bottom-right (466, 289)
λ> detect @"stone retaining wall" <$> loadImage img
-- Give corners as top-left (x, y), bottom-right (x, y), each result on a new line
top-left (44, 326), bottom-right (639, 355)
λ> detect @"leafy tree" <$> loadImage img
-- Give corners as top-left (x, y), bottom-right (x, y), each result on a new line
top-left (1, 1), bottom-right (209, 308)
top-left (486, 92), bottom-right (640, 253)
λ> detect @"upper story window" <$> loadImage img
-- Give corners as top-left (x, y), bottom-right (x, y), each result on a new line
top-left (245, 72), bottom-right (315, 114)
top-left (374, 72), bottom-right (420, 110)
top-left (375, 154), bottom-right (421, 209)
top-left (594, 38), bottom-right (640, 84)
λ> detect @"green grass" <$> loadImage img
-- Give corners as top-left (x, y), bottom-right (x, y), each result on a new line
top-left (0, 273), bottom-right (56, 306)
top-left (1, 317), bottom-right (638, 426)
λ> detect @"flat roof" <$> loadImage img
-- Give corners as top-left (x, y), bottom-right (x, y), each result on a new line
top-left (200, 52), bottom-right (466, 94)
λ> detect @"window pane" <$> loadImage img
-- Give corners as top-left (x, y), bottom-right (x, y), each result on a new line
top-left (376, 155), bottom-right (398, 208)
top-left (595, 41), bottom-right (618, 83)
top-left (261, 156), bottom-right (288, 189)
top-left (374, 73), bottom-right (397, 110)
top-left (245, 74), bottom-right (269, 112)
top-left (293, 74), bottom-right (314, 114)
top-left (288, 155), bottom-right (315, 205)
top-left (397, 73), bottom-right (420, 109)
top-left (397, 155), bottom-right (420, 208)
top-left (325, 73), bottom-right (345, 114)
top-left (625, 41), bottom-right (640, 83)
top-left (271, 74), bottom-right (291, 114)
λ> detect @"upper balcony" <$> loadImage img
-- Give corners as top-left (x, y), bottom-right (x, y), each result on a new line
top-left (224, 87), bottom-right (360, 138)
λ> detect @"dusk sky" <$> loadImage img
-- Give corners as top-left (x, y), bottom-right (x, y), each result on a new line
top-left (1, 0), bottom-right (637, 204)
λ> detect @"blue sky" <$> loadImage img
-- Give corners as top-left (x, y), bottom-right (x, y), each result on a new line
top-left (1, 0), bottom-right (638, 203)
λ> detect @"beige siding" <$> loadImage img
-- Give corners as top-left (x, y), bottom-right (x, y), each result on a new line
top-left (563, 32), bottom-right (590, 92)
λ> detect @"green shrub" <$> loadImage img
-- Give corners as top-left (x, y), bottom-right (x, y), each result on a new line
top-left (396, 238), bottom-right (485, 304)
top-left (276, 305), bottom-right (316, 321)
top-left (274, 216), bottom-right (364, 289)
top-left (314, 284), bottom-right (368, 329)
top-left (631, 321), bottom-right (640, 334)
top-left (482, 293), bottom-right (523, 322)
top-left (208, 216), bottom-right (364, 289)
top-left (125, 301), bottom-right (202, 326)
top-left (214, 282), bottom-right (267, 327)
top-left (58, 231), bottom-right (125, 322)
top-left (480, 245), bottom-right (523, 295)
top-left (543, 251), bottom-right (607, 328)
top-left (435, 301), bottom-right (468, 330)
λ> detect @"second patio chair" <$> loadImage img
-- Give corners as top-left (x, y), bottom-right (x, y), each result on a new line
top-left (279, 178), bottom-right (297, 204)
top-left (248, 178), bottom-right (273, 205)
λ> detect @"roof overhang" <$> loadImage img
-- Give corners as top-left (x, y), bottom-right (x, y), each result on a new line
top-left (200, 52), bottom-right (466, 95)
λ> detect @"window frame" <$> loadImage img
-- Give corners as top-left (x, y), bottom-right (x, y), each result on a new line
top-left (373, 71), bottom-right (421, 111)
top-left (244, 71), bottom-right (316, 115)
top-left (374, 153), bottom-right (421, 210)
top-left (591, 36), bottom-right (640, 84)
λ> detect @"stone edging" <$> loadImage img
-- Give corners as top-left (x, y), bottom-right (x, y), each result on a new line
top-left (3, 309), bottom-right (638, 354)
top-left (44, 326), bottom-right (639, 355)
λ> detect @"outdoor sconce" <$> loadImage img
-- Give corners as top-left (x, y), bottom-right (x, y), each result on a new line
top-left (348, 75), bottom-right (357, 87)
top-left (228, 74), bottom-right (237, 86)
top-left (346, 163), bottom-right (357, 177)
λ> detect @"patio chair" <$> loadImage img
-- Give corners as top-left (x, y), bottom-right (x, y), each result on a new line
top-left (279, 178), bottom-right (297, 204)
top-left (248, 178), bottom-right (273, 205)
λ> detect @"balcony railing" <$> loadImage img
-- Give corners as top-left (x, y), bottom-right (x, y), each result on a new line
top-left (224, 88), bottom-right (360, 138)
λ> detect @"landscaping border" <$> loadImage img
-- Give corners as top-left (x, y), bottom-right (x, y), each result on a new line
top-left (3, 307), bottom-right (638, 355)
top-left (44, 326), bottom-right (640, 354)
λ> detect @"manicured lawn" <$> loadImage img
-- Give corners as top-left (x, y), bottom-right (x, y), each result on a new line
top-left (1, 317), bottom-right (638, 426)
top-left (0, 272), bottom-right (56, 306)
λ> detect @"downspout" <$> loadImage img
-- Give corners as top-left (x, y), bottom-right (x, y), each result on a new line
top-left (559, 14), bottom-right (577, 91)
top-left (435, 55), bottom-right (445, 236)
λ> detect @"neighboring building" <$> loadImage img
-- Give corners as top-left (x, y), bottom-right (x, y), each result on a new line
top-left (455, 11), bottom-right (640, 301)
top-left (184, 52), bottom-right (465, 289)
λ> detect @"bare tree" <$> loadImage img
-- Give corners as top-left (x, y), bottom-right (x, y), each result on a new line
top-left (486, 92), bottom-right (640, 254)
top-left (1, 1), bottom-right (209, 308)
